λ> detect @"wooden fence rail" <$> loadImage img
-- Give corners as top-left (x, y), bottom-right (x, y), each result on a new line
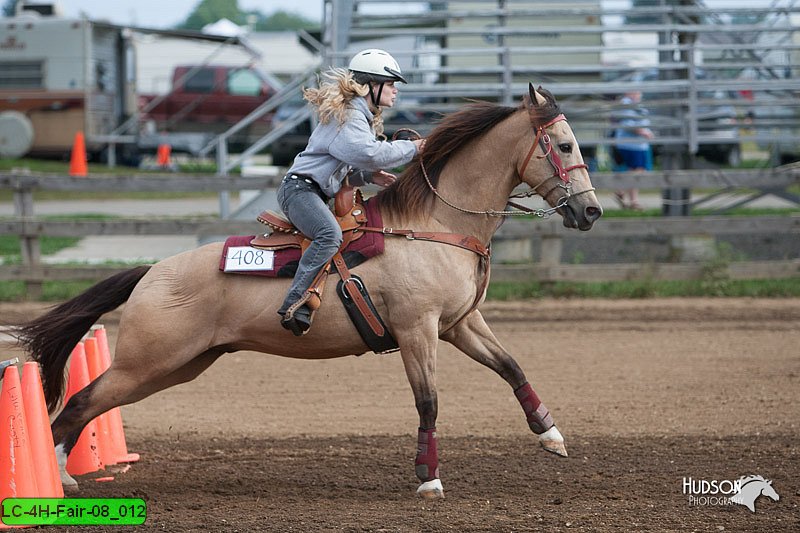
top-left (4, 213), bottom-right (798, 239)
top-left (2, 166), bottom-right (798, 192)
top-left (1, 171), bottom-right (798, 297)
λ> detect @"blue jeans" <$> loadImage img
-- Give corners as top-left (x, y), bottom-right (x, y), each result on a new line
top-left (276, 176), bottom-right (343, 313)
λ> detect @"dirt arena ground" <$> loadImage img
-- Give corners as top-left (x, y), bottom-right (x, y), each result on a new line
top-left (2, 298), bottom-right (799, 532)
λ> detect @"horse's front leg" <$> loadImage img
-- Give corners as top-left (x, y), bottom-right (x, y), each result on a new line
top-left (441, 310), bottom-right (567, 457)
top-left (397, 323), bottom-right (445, 499)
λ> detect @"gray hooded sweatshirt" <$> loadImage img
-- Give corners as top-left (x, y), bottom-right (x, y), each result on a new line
top-left (286, 96), bottom-right (418, 198)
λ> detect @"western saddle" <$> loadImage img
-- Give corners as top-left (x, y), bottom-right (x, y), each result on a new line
top-left (253, 184), bottom-right (491, 345)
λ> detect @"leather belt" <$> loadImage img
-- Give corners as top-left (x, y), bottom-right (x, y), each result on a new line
top-left (285, 173), bottom-right (316, 185)
top-left (284, 173), bottom-right (328, 199)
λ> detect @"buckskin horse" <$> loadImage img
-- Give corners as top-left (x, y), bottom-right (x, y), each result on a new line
top-left (13, 84), bottom-right (601, 499)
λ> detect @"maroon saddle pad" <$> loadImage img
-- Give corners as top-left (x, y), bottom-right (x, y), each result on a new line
top-left (219, 198), bottom-right (385, 278)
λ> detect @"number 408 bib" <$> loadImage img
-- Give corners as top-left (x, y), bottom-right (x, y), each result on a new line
top-left (223, 246), bottom-right (275, 272)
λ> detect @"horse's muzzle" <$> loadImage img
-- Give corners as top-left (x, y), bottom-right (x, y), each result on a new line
top-left (561, 201), bottom-right (602, 231)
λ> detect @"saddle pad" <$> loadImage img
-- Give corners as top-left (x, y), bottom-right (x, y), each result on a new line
top-left (219, 198), bottom-right (385, 278)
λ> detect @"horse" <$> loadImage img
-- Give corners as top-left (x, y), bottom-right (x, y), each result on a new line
top-left (12, 84), bottom-right (601, 499)
top-left (729, 475), bottom-right (780, 512)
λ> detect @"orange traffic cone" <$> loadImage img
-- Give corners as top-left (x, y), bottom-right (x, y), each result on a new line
top-left (0, 365), bottom-right (39, 504)
top-left (156, 143), bottom-right (171, 167)
top-left (64, 343), bottom-right (103, 476)
top-left (69, 131), bottom-right (88, 177)
top-left (21, 362), bottom-right (63, 498)
top-left (91, 326), bottom-right (139, 464)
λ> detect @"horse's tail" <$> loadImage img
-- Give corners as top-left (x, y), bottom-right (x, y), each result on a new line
top-left (12, 265), bottom-right (151, 413)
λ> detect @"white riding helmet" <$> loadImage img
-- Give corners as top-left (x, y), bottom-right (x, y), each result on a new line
top-left (348, 49), bottom-right (407, 84)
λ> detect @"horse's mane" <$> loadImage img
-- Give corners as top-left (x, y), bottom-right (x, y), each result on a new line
top-left (375, 89), bottom-right (562, 221)
top-left (739, 475), bottom-right (768, 485)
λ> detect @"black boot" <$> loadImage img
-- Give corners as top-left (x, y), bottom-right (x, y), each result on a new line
top-left (279, 305), bottom-right (312, 336)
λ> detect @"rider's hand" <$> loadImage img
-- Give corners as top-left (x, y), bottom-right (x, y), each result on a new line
top-left (638, 128), bottom-right (655, 140)
top-left (372, 170), bottom-right (398, 187)
top-left (413, 138), bottom-right (427, 152)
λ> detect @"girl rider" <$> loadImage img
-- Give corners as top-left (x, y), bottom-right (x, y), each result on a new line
top-left (277, 49), bottom-right (425, 335)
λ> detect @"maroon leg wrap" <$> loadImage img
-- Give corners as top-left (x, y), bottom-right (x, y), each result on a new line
top-left (415, 428), bottom-right (440, 482)
top-left (514, 382), bottom-right (554, 434)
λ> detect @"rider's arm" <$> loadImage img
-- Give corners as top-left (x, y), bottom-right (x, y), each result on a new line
top-left (328, 110), bottom-right (417, 171)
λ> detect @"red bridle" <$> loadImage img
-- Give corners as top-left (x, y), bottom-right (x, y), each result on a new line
top-left (405, 108), bottom-right (593, 218)
top-left (517, 113), bottom-right (589, 188)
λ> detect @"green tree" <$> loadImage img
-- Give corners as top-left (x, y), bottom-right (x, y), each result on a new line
top-left (253, 10), bottom-right (318, 31)
top-left (177, 0), bottom-right (245, 30)
top-left (2, 0), bottom-right (18, 17)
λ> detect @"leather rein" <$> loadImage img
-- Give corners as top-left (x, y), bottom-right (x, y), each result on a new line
top-left (366, 112), bottom-right (592, 333)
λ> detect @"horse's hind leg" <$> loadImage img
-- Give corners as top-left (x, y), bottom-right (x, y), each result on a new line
top-left (53, 350), bottom-right (224, 489)
top-left (441, 311), bottom-right (567, 457)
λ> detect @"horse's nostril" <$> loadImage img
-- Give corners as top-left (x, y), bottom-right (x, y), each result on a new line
top-left (585, 206), bottom-right (602, 222)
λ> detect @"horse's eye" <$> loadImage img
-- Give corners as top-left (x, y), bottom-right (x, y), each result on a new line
top-left (558, 143), bottom-right (572, 154)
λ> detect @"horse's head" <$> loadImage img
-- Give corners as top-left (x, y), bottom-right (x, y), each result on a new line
top-left (519, 84), bottom-right (602, 231)
top-left (732, 475), bottom-right (780, 511)
top-left (757, 478), bottom-right (780, 502)
top-left (743, 476), bottom-right (780, 501)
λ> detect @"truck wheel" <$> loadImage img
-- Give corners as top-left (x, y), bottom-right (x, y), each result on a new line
top-left (0, 111), bottom-right (34, 158)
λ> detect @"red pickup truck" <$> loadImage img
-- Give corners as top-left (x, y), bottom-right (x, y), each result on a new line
top-left (139, 65), bottom-right (278, 147)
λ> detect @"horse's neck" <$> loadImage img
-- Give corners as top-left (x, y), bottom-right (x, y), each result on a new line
top-left (741, 481), bottom-right (761, 495)
top-left (735, 480), bottom-right (764, 500)
top-left (428, 112), bottom-right (528, 243)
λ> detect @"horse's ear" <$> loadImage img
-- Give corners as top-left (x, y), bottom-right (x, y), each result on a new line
top-left (529, 83), bottom-right (545, 107)
top-left (538, 85), bottom-right (556, 106)
top-left (528, 83), bottom-right (538, 107)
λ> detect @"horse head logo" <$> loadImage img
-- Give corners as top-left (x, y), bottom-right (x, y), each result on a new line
top-left (729, 475), bottom-right (780, 513)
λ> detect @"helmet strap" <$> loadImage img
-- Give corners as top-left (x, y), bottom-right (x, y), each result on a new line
top-left (368, 82), bottom-right (385, 107)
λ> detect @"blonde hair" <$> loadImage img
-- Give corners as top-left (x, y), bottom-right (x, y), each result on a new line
top-left (303, 68), bottom-right (386, 138)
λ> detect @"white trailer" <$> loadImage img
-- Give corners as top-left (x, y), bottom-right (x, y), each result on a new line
top-left (0, 11), bottom-right (135, 157)
top-left (0, 3), bottom-right (253, 160)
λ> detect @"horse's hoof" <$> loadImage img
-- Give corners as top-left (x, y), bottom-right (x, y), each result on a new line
top-left (60, 467), bottom-right (79, 491)
top-left (61, 477), bottom-right (80, 492)
top-left (416, 478), bottom-right (444, 499)
top-left (107, 463), bottom-right (132, 474)
top-left (539, 426), bottom-right (568, 457)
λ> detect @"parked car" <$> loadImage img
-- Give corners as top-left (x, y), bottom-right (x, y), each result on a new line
top-left (692, 87), bottom-right (742, 167)
top-left (139, 65), bottom-right (278, 149)
top-left (270, 93), bottom-right (312, 166)
top-left (750, 92), bottom-right (800, 165)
